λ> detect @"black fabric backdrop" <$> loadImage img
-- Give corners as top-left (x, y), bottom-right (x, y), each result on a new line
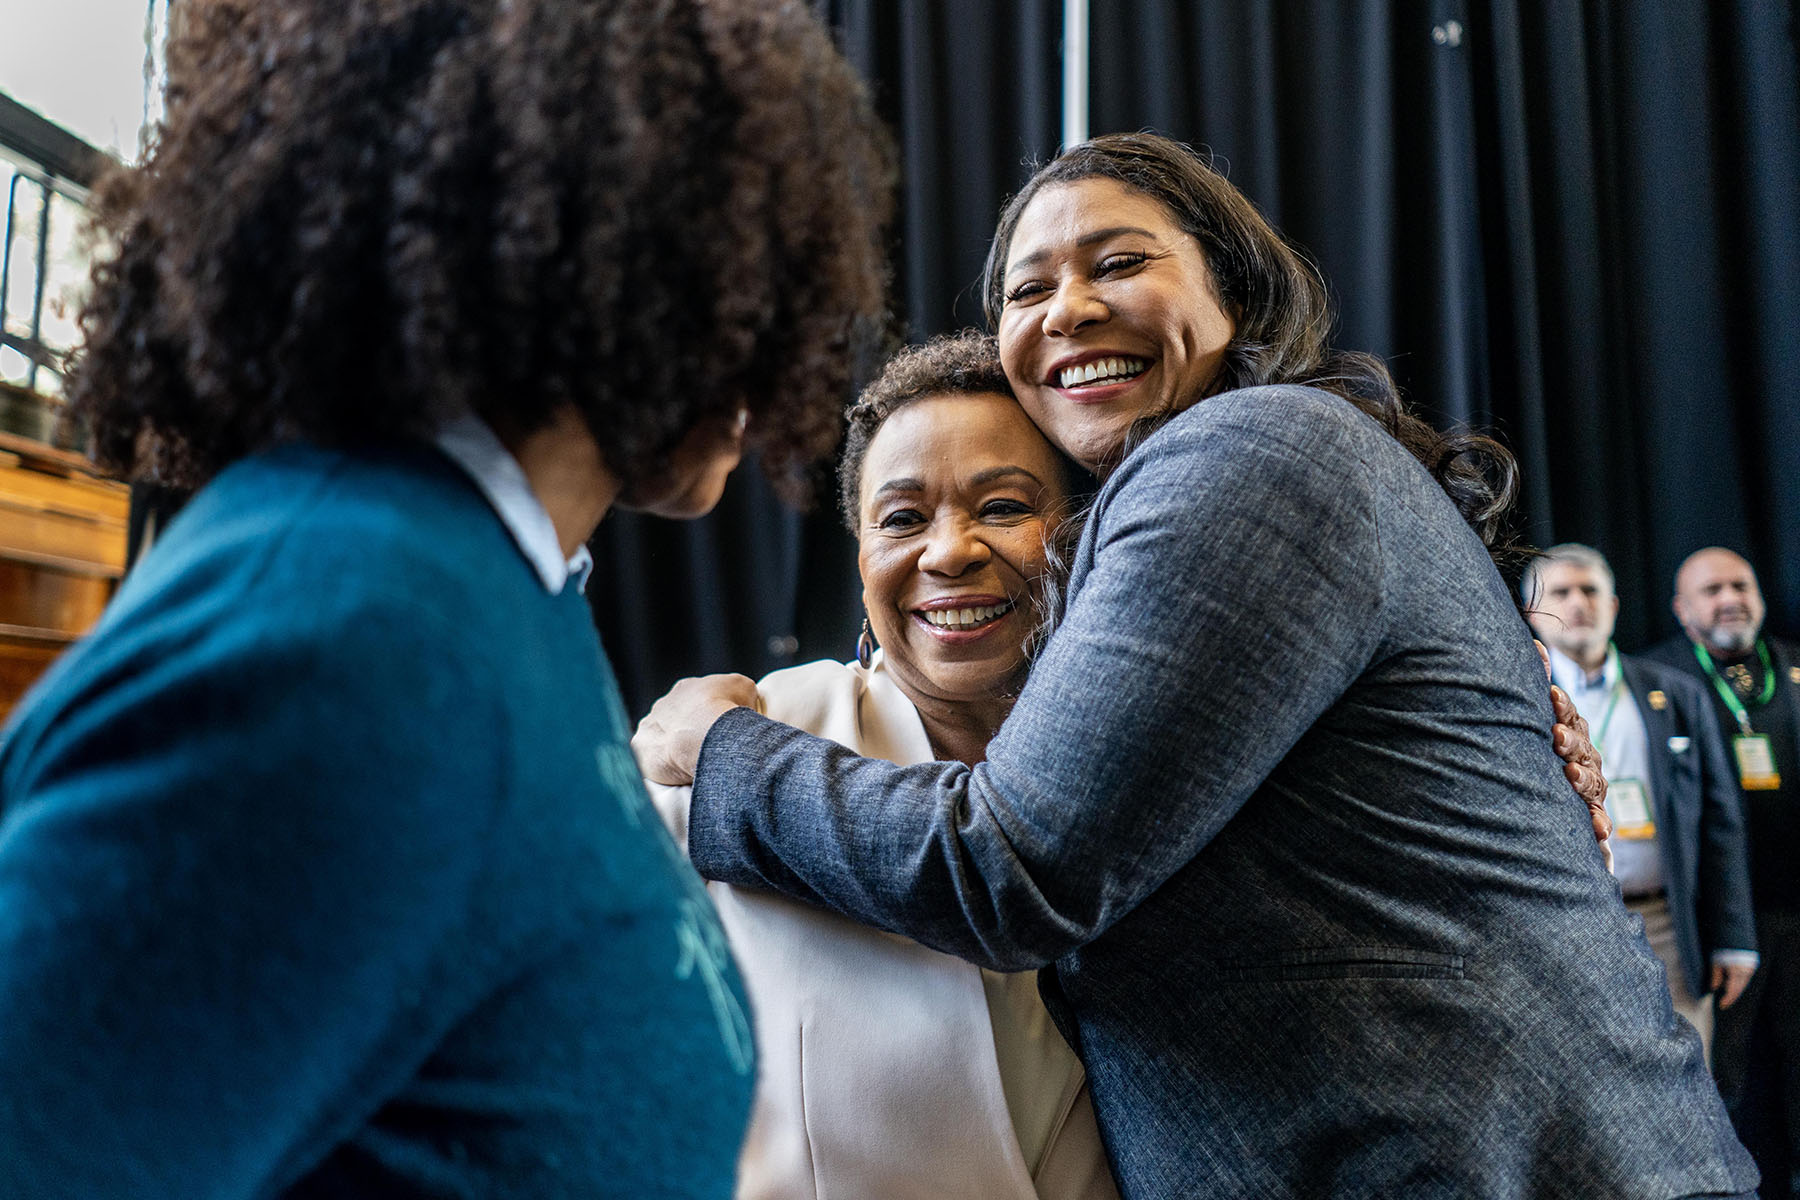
top-left (589, 1), bottom-right (1800, 717)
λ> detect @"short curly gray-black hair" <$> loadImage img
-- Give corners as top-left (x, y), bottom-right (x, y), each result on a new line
top-left (836, 329), bottom-right (1016, 532)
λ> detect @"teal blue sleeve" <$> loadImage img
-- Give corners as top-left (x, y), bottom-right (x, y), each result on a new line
top-left (0, 600), bottom-right (508, 1197)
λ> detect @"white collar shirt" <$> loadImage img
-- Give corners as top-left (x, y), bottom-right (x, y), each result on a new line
top-left (431, 412), bottom-right (594, 596)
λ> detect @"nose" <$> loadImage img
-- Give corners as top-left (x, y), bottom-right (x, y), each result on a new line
top-left (1042, 278), bottom-right (1108, 338)
top-left (918, 517), bottom-right (990, 577)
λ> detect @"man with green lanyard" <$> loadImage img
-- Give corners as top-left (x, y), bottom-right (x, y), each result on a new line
top-left (1523, 544), bottom-right (1757, 1056)
top-left (1645, 546), bottom-right (1800, 1200)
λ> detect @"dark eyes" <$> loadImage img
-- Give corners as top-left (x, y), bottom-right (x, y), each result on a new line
top-left (1003, 251), bottom-right (1149, 304)
top-left (877, 508), bottom-right (926, 530)
top-left (873, 499), bottom-right (1035, 531)
top-left (1096, 251), bottom-right (1148, 274)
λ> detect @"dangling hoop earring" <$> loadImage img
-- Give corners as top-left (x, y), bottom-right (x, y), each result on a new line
top-left (856, 617), bottom-right (876, 669)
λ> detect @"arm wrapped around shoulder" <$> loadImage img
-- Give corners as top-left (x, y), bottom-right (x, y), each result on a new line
top-left (689, 387), bottom-right (1387, 970)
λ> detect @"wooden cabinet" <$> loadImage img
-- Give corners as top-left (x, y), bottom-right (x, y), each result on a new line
top-left (0, 431), bottom-right (128, 724)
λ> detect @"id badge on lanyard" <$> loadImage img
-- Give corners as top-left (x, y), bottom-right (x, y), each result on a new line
top-left (1606, 778), bottom-right (1656, 838)
top-left (1585, 654), bottom-right (1654, 835)
top-left (1695, 641), bottom-right (1784, 790)
top-left (1734, 734), bottom-right (1782, 790)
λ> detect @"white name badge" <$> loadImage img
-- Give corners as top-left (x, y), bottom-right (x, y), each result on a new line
top-left (1607, 778), bottom-right (1655, 839)
top-left (1734, 734), bottom-right (1782, 791)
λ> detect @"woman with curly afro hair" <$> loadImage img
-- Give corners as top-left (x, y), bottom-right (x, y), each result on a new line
top-left (0, 0), bottom-right (891, 1195)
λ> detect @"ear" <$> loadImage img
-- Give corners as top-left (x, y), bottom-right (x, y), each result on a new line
top-left (1672, 592), bottom-right (1688, 625)
top-left (1608, 594), bottom-right (1620, 620)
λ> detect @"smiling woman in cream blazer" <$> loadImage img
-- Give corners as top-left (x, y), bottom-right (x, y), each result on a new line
top-left (656, 652), bottom-right (1114, 1199)
top-left (648, 334), bottom-right (1117, 1200)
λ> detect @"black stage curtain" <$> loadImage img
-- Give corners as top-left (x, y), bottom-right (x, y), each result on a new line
top-left (1087, 0), bottom-right (1800, 649)
top-left (591, 1), bottom-right (1799, 715)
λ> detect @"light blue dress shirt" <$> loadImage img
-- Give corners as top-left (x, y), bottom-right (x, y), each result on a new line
top-left (1548, 644), bottom-right (1757, 968)
top-left (1548, 645), bottom-right (1663, 897)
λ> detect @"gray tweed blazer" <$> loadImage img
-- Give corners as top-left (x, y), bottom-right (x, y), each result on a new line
top-left (688, 386), bottom-right (1756, 1199)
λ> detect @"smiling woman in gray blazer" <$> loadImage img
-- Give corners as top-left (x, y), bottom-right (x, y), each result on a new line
top-left (634, 134), bottom-right (1757, 1200)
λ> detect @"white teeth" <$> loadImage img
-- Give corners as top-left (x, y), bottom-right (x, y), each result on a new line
top-left (921, 601), bottom-right (1015, 629)
top-left (1059, 356), bottom-right (1148, 389)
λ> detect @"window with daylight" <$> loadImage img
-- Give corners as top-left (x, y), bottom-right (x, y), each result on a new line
top-left (0, 148), bottom-right (91, 400)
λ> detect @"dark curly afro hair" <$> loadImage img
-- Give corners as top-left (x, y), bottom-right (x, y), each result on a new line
top-left (69, 0), bottom-right (895, 500)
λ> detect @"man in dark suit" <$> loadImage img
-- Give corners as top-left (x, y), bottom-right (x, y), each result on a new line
top-left (1524, 544), bottom-right (1757, 1053)
top-left (1644, 547), bottom-right (1800, 1200)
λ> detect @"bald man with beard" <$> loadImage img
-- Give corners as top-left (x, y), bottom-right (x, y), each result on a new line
top-left (1644, 548), bottom-right (1800, 1200)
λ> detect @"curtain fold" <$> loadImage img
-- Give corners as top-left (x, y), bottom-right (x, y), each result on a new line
top-left (1086, 0), bottom-right (1800, 648)
top-left (1491, 0), bottom-right (1800, 644)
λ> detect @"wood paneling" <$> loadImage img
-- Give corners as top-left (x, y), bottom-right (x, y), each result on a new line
top-left (0, 630), bottom-right (70, 726)
top-left (0, 434), bottom-right (128, 722)
top-left (0, 560), bottom-right (112, 634)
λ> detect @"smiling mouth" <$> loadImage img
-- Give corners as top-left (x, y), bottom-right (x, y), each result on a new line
top-left (1057, 356), bottom-right (1149, 389)
top-left (918, 600), bottom-right (1016, 631)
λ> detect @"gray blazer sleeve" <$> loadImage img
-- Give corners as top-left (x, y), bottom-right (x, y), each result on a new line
top-left (689, 389), bottom-right (1388, 970)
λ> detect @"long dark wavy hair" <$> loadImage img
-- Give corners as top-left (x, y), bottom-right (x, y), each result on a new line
top-left (68, 0), bottom-right (893, 500)
top-left (980, 132), bottom-right (1519, 558)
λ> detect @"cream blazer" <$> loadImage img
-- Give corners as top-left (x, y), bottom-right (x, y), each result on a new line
top-left (651, 654), bottom-right (1119, 1200)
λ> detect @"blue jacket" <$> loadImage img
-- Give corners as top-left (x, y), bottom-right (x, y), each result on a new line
top-left (0, 442), bottom-right (752, 1198)
top-left (687, 387), bottom-right (1757, 1199)
top-left (1615, 652), bottom-right (1758, 995)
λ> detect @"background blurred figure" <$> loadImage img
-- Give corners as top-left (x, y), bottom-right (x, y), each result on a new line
top-left (1523, 543), bottom-right (1757, 1055)
top-left (1646, 548), bottom-right (1800, 1199)
top-left (0, 0), bottom-right (891, 1195)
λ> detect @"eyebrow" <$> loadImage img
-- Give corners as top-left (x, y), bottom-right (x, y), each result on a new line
top-left (970, 465), bottom-right (1044, 487)
top-left (1006, 225), bottom-right (1161, 275)
top-left (871, 464), bottom-right (1045, 498)
top-left (872, 477), bottom-right (925, 497)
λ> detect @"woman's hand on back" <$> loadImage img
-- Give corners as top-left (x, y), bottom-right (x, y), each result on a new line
top-left (1537, 639), bottom-right (1613, 870)
top-left (633, 674), bottom-right (761, 785)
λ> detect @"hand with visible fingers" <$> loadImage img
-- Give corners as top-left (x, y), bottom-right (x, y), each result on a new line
top-left (632, 674), bottom-right (761, 785)
top-left (1710, 962), bottom-right (1755, 1009)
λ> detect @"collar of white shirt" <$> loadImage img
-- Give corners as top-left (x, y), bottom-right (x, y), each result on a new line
top-left (1546, 643), bottom-right (1616, 696)
top-left (430, 411), bottom-right (594, 595)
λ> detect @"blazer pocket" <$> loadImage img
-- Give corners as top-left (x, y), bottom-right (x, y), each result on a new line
top-left (1667, 736), bottom-right (1691, 754)
top-left (1213, 945), bottom-right (1466, 984)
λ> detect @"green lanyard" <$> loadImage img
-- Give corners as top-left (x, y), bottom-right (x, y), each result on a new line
top-left (1692, 638), bottom-right (1776, 736)
top-left (1586, 645), bottom-right (1627, 755)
